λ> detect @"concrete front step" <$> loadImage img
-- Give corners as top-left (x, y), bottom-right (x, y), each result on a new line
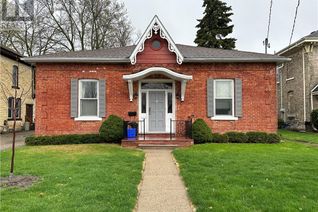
top-left (121, 140), bottom-right (193, 148)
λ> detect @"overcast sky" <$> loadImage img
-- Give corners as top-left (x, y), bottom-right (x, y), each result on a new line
top-left (121, 0), bottom-right (318, 54)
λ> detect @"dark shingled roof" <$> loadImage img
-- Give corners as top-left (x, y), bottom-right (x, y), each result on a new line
top-left (23, 44), bottom-right (289, 63)
top-left (305, 30), bottom-right (318, 38)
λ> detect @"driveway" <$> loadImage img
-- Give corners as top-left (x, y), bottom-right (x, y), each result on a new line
top-left (0, 131), bottom-right (34, 151)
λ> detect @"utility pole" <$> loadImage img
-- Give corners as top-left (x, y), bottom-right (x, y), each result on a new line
top-left (263, 38), bottom-right (270, 54)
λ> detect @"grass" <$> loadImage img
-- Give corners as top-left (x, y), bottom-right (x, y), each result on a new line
top-left (0, 144), bottom-right (144, 212)
top-left (174, 142), bottom-right (318, 211)
top-left (278, 129), bottom-right (318, 144)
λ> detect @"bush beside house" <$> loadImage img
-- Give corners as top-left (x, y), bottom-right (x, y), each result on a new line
top-left (99, 115), bottom-right (124, 143)
top-left (26, 115), bottom-right (125, 145)
top-left (26, 134), bottom-right (102, 145)
top-left (191, 119), bottom-right (281, 144)
top-left (192, 119), bottom-right (212, 144)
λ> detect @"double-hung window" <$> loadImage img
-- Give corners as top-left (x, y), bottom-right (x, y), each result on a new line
top-left (214, 80), bottom-right (234, 117)
top-left (79, 80), bottom-right (98, 117)
top-left (8, 97), bottom-right (21, 119)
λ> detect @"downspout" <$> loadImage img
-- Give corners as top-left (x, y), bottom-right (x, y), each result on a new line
top-left (302, 48), bottom-right (306, 125)
top-left (277, 64), bottom-right (285, 121)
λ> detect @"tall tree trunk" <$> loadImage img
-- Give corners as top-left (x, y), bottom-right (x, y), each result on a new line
top-left (9, 84), bottom-right (18, 178)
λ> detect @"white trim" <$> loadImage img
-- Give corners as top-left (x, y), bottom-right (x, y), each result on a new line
top-left (211, 116), bottom-right (238, 121)
top-left (311, 84), bottom-right (318, 92)
top-left (302, 48), bottom-right (307, 122)
top-left (286, 77), bottom-right (295, 82)
top-left (276, 39), bottom-right (318, 55)
top-left (23, 57), bottom-right (130, 63)
top-left (138, 79), bottom-right (175, 133)
top-left (123, 67), bottom-right (192, 102)
top-left (78, 79), bottom-right (99, 119)
top-left (123, 67), bottom-right (192, 81)
top-left (75, 117), bottom-right (102, 121)
top-left (310, 83), bottom-right (318, 112)
top-left (129, 15), bottom-right (184, 65)
top-left (214, 79), bottom-right (235, 118)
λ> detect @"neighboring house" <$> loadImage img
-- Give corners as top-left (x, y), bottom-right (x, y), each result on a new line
top-left (276, 31), bottom-right (318, 130)
top-left (0, 46), bottom-right (35, 132)
top-left (23, 16), bottom-right (289, 136)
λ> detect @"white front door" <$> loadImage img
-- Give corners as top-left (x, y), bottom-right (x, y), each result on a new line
top-left (139, 80), bottom-right (175, 133)
top-left (149, 91), bottom-right (166, 132)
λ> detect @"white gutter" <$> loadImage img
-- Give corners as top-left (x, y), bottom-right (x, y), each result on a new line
top-left (184, 57), bottom-right (291, 63)
top-left (22, 57), bottom-right (130, 63)
top-left (277, 64), bottom-right (284, 119)
top-left (302, 48), bottom-right (307, 122)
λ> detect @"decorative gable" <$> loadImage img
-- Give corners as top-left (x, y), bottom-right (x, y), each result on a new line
top-left (129, 15), bottom-right (184, 65)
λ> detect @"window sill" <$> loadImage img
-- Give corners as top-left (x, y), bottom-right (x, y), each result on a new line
top-left (211, 116), bottom-right (238, 121)
top-left (74, 117), bottom-right (102, 121)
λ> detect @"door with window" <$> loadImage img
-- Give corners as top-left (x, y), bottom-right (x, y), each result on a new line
top-left (149, 91), bottom-right (166, 132)
top-left (139, 81), bottom-right (175, 133)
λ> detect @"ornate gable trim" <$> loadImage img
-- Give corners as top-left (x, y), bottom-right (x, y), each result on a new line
top-left (129, 15), bottom-right (184, 65)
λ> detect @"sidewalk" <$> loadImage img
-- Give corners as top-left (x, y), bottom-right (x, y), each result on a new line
top-left (0, 131), bottom-right (34, 151)
top-left (136, 148), bottom-right (193, 212)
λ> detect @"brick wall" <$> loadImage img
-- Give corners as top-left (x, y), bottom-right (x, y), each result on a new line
top-left (35, 62), bottom-right (277, 135)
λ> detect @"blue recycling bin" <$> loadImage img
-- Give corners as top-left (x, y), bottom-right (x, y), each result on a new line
top-left (127, 128), bottom-right (137, 138)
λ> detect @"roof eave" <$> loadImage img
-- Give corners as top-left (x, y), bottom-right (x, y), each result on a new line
top-left (21, 57), bottom-right (130, 63)
top-left (183, 57), bottom-right (291, 63)
top-left (276, 38), bottom-right (318, 55)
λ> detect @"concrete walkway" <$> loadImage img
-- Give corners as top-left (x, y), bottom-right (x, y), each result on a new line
top-left (0, 131), bottom-right (33, 151)
top-left (136, 148), bottom-right (193, 212)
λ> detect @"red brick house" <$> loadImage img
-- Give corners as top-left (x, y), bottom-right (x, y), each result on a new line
top-left (24, 16), bottom-right (289, 137)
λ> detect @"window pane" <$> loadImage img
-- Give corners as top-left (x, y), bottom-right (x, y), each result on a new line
top-left (80, 99), bottom-right (97, 116)
top-left (141, 83), bottom-right (172, 89)
top-left (81, 81), bottom-right (97, 98)
top-left (12, 65), bottom-right (18, 87)
top-left (168, 92), bottom-right (172, 113)
top-left (216, 99), bottom-right (232, 115)
top-left (141, 93), bottom-right (146, 113)
top-left (215, 81), bottom-right (232, 98)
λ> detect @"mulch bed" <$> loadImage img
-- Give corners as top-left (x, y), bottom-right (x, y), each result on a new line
top-left (0, 176), bottom-right (39, 188)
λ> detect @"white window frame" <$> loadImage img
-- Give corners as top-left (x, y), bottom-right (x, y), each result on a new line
top-left (212, 79), bottom-right (238, 121)
top-left (75, 79), bottom-right (101, 121)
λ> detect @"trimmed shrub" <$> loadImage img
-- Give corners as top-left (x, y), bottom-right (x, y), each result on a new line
top-left (192, 119), bottom-right (212, 144)
top-left (246, 132), bottom-right (268, 143)
top-left (25, 134), bottom-right (102, 146)
top-left (225, 132), bottom-right (248, 143)
top-left (266, 133), bottom-right (281, 143)
top-left (211, 133), bottom-right (229, 143)
top-left (311, 109), bottom-right (318, 130)
top-left (99, 115), bottom-right (124, 143)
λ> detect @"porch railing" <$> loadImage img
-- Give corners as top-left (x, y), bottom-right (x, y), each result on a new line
top-left (123, 119), bottom-right (146, 140)
top-left (169, 119), bottom-right (192, 140)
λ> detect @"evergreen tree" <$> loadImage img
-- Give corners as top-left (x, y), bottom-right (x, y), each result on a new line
top-left (195, 0), bottom-right (236, 49)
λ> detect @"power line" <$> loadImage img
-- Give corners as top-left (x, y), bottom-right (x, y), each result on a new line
top-left (266, 0), bottom-right (274, 39)
top-left (289, 0), bottom-right (301, 45)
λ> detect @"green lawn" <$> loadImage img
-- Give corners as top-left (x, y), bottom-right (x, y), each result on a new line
top-left (174, 142), bottom-right (318, 211)
top-left (1, 144), bottom-right (144, 212)
top-left (279, 129), bottom-right (318, 144)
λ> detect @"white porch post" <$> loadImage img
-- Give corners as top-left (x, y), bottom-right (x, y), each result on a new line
top-left (181, 80), bottom-right (187, 102)
top-left (128, 80), bottom-right (133, 102)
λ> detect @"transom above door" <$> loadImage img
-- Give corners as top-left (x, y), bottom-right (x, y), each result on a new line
top-left (139, 80), bottom-right (175, 133)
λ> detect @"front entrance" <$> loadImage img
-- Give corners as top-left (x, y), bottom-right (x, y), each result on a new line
top-left (139, 80), bottom-right (175, 133)
top-left (25, 104), bottom-right (33, 123)
top-left (149, 91), bottom-right (166, 132)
